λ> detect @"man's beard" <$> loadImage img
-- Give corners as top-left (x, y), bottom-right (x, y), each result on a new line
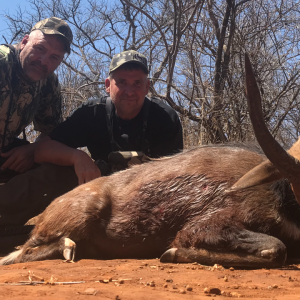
top-left (23, 59), bottom-right (48, 81)
top-left (29, 61), bottom-right (48, 77)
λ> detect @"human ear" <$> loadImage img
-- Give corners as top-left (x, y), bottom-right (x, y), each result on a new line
top-left (146, 78), bottom-right (150, 94)
top-left (20, 35), bottom-right (30, 51)
top-left (105, 78), bottom-right (111, 93)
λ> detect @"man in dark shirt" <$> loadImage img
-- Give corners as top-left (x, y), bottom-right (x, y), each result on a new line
top-left (0, 50), bottom-right (183, 228)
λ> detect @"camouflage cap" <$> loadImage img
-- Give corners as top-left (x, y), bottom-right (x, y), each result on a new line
top-left (109, 50), bottom-right (148, 74)
top-left (31, 17), bottom-right (73, 54)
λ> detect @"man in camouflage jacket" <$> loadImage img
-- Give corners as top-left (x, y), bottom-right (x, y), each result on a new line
top-left (0, 17), bottom-right (73, 176)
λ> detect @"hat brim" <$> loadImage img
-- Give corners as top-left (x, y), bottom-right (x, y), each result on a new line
top-left (109, 60), bottom-right (148, 74)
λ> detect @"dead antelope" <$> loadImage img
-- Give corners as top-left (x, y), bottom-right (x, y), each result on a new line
top-left (1, 55), bottom-right (300, 268)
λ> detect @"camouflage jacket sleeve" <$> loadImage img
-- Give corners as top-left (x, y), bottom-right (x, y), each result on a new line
top-left (0, 46), bottom-right (15, 148)
top-left (32, 73), bottom-right (62, 134)
top-left (0, 45), bottom-right (14, 104)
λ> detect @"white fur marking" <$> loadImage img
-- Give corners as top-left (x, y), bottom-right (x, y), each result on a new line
top-left (0, 249), bottom-right (22, 265)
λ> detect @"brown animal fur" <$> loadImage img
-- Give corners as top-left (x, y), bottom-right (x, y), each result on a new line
top-left (1, 144), bottom-right (296, 268)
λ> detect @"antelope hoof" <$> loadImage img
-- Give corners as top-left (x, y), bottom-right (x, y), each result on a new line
top-left (260, 248), bottom-right (277, 259)
top-left (160, 248), bottom-right (178, 263)
top-left (63, 237), bottom-right (76, 262)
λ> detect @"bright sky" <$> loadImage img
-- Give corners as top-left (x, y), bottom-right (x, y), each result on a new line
top-left (0, 0), bottom-right (31, 43)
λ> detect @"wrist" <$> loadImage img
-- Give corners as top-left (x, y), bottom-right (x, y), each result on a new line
top-left (72, 149), bottom-right (90, 165)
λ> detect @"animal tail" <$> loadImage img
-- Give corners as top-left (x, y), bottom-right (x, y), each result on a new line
top-left (0, 249), bottom-right (22, 265)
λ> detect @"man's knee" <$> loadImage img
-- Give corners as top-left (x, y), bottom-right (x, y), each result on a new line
top-left (0, 164), bottom-right (78, 227)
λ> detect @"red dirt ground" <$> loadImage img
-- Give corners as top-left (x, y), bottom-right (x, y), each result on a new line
top-left (1, 258), bottom-right (300, 299)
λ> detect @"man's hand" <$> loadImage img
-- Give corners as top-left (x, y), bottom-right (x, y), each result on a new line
top-left (72, 150), bottom-right (101, 185)
top-left (35, 138), bottom-right (101, 185)
top-left (1, 144), bottom-right (36, 173)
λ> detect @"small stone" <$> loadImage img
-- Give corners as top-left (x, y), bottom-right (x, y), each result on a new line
top-left (268, 284), bottom-right (278, 290)
top-left (115, 296), bottom-right (120, 300)
top-left (229, 267), bottom-right (235, 271)
top-left (212, 264), bottom-right (225, 270)
top-left (163, 283), bottom-right (168, 288)
top-left (166, 279), bottom-right (173, 283)
top-left (179, 289), bottom-right (186, 294)
top-left (224, 276), bottom-right (228, 282)
top-left (118, 279), bottom-right (124, 284)
top-left (173, 285), bottom-right (178, 289)
top-left (231, 292), bottom-right (242, 297)
top-left (186, 285), bottom-right (193, 291)
top-left (84, 288), bottom-right (98, 295)
top-left (149, 281), bottom-right (155, 287)
top-left (204, 287), bottom-right (221, 295)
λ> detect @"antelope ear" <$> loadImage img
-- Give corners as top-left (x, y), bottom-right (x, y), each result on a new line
top-left (229, 139), bottom-right (300, 192)
top-left (287, 138), bottom-right (300, 161)
top-left (229, 160), bottom-right (282, 191)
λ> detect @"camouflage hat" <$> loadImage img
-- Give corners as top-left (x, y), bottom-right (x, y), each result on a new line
top-left (109, 50), bottom-right (148, 74)
top-left (31, 17), bottom-right (73, 54)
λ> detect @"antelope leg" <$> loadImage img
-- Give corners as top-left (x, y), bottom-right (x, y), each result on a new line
top-left (63, 237), bottom-right (76, 262)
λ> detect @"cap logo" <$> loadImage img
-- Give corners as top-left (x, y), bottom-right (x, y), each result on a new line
top-left (109, 50), bottom-right (148, 73)
top-left (133, 53), bottom-right (147, 66)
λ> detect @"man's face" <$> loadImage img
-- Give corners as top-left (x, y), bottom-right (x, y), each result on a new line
top-left (19, 30), bottom-right (65, 81)
top-left (105, 68), bottom-right (150, 120)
